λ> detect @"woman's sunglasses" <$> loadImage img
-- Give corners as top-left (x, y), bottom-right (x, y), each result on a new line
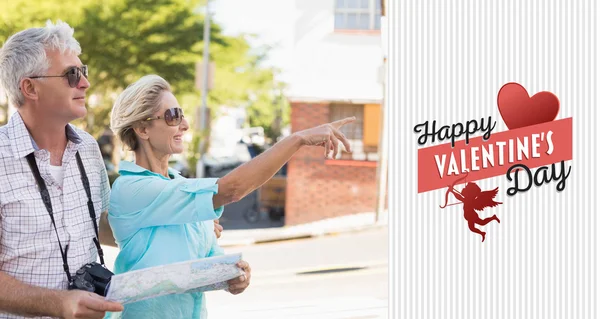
top-left (145, 107), bottom-right (185, 126)
top-left (29, 65), bottom-right (88, 88)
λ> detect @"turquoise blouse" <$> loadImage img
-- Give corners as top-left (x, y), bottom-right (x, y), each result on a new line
top-left (105, 161), bottom-right (224, 319)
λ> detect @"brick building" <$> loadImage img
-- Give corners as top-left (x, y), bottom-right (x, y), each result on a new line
top-left (282, 0), bottom-right (386, 225)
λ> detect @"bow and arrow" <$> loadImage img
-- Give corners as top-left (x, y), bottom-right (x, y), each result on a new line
top-left (439, 171), bottom-right (469, 209)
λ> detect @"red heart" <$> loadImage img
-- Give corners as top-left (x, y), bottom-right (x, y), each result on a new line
top-left (497, 82), bottom-right (560, 130)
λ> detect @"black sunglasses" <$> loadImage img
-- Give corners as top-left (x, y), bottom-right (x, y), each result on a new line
top-left (145, 108), bottom-right (185, 126)
top-left (30, 65), bottom-right (88, 88)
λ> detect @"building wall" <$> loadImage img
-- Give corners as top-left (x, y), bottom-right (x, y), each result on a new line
top-left (254, 0), bottom-right (388, 225)
top-left (286, 0), bottom-right (384, 103)
top-left (286, 102), bottom-right (386, 225)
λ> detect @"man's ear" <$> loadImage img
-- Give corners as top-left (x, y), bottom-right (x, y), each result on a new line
top-left (20, 78), bottom-right (38, 101)
top-left (133, 123), bottom-right (150, 141)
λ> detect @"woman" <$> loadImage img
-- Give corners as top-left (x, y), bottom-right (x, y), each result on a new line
top-left (105, 75), bottom-right (354, 318)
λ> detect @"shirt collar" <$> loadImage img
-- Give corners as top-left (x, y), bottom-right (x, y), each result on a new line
top-left (9, 112), bottom-right (83, 159)
top-left (118, 160), bottom-right (181, 179)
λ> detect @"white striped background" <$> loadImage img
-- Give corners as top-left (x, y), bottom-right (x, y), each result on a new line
top-left (388, 1), bottom-right (598, 318)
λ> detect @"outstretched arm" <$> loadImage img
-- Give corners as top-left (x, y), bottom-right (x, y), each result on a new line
top-left (213, 117), bottom-right (355, 208)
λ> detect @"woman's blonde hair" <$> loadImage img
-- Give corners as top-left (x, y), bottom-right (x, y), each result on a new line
top-left (110, 75), bottom-right (171, 151)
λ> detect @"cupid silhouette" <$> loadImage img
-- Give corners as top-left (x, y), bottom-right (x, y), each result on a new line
top-left (440, 171), bottom-right (502, 242)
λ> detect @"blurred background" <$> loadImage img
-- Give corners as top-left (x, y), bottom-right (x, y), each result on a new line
top-left (0, 0), bottom-right (389, 317)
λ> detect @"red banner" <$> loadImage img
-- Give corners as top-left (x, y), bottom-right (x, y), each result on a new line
top-left (417, 118), bottom-right (573, 193)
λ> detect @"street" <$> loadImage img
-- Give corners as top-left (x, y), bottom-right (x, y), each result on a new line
top-left (102, 226), bottom-right (388, 319)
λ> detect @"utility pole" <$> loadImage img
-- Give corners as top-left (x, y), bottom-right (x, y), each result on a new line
top-left (199, 0), bottom-right (212, 153)
top-left (375, 0), bottom-right (388, 223)
top-left (195, 0), bottom-right (212, 178)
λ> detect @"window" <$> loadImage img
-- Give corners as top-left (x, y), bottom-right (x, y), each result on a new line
top-left (329, 103), bottom-right (380, 161)
top-left (334, 0), bottom-right (382, 31)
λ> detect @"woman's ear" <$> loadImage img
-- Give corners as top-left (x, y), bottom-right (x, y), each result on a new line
top-left (133, 123), bottom-right (150, 142)
top-left (20, 79), bottom-right (38, 101)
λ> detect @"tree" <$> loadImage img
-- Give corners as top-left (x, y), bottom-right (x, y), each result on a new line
top-left (72, 0), bottom-right (230, 137)
top-left (205, 36), bottom-right (291, 141)
top-left (0, 0), bottom-right (289, 156)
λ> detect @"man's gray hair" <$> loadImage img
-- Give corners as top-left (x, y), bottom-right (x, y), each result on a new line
top-left (0, 20), bottom-right (81, 107)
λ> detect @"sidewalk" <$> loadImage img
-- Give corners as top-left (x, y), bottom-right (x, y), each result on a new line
top-left (218, 211), bottom-right (389, 247)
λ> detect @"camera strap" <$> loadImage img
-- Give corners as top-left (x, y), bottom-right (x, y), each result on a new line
top-left (26, 151), bottom-right (106, 283)
top-left (26, 153), bottom-right (72, 283)
top-left (74, 152), bottom-right (105, 266)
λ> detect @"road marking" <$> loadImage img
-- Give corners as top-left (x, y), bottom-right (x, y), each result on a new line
top-left (250, 264), bottom-right (388, 287)
top-left (250, 260), bottom-right (389, 279)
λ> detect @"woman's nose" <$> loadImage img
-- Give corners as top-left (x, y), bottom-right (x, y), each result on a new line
top-left (181, 117), bottom-right (189, 131)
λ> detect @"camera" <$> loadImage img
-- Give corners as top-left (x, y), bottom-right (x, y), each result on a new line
top-left (68, 262), bottom-right (114, 297)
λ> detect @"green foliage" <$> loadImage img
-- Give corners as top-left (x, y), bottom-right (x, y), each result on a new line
top-left (75, 0), bottom-right (226, 95)
top-left (71, 0), bottom-right (231, 136)
top-left (0, 0), bottom-right (290, 161)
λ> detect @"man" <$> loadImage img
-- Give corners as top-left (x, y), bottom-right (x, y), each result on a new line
top-left (0, 20), bottom-right (124, 319)
top-left (0, 21), bottom-right (226, 319)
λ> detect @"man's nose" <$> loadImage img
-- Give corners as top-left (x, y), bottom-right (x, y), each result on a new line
top-left (78, 71), bottom-right (90, 89)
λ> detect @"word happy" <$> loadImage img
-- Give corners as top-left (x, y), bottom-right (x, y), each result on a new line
top-left (413, 117), bottom-right (496, 148)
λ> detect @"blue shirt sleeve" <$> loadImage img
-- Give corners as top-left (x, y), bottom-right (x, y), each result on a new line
top-left (108, 176), bottom-right (224, 242)
top-left (205, 221), bottom-right (224, 257)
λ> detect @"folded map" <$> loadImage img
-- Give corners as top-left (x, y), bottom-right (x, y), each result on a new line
top-left (105, 253), bottom-right (243, 304)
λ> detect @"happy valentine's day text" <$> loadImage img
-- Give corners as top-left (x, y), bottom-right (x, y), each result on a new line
top-left (413, 117), bottom-right (572, 196)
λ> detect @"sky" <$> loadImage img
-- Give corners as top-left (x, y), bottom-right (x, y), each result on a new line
top-left (211, 0), bottom-right (292, 70)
